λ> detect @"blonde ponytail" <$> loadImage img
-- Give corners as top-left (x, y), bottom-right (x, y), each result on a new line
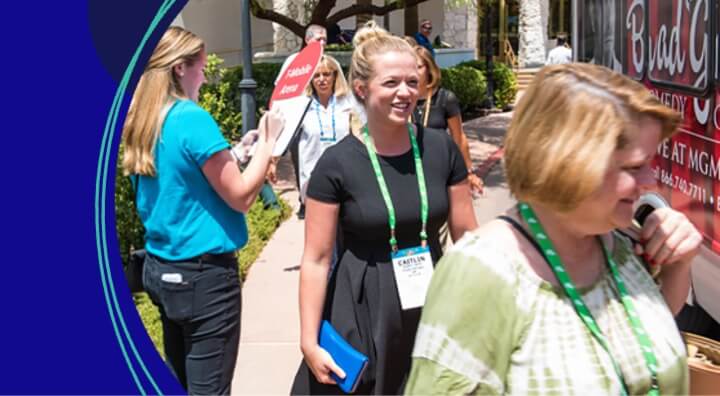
top-left (121, 26), bottom-right (204, 176)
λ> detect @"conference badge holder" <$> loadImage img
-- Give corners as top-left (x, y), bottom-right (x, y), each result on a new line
top-left (391, 245), bottom-right (433, 310)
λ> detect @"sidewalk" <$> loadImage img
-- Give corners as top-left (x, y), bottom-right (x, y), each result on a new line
top-left (232, 112), bottom-right (514, 394)
top-left (464, 112), bottom-right (518, 225)
top-left (231, 159), bottom-right (303, 394)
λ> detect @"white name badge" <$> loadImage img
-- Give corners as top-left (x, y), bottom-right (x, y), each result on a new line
top-left (391, 245), bottom-right (434, 310)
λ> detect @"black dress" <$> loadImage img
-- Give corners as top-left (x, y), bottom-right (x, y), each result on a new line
top-left (412, 88), bottom-right (461, 134)
top-left (290, 125), bottom-right (468, 395)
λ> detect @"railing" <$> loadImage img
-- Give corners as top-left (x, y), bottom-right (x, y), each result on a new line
top-left (504, 39), bottom-right (519, 71)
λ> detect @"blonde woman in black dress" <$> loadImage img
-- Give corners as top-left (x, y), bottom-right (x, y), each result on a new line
top-left (291, 21), bottom-right (477, 394)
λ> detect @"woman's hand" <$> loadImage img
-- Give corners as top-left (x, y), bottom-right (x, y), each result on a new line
top-left (468, 173), bottom-right (484, 196)
top-left (301, 344), bottom-right (346, 385)
top-left (635, 207), bottom-right (701, 314)
top-left (635, 207), bottom-right (702, 270)
top-left (231, 129), bottom-right (259, 165)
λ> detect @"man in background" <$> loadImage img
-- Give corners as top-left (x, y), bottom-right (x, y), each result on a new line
top-left (275, 25), bottom-right (327, 85)
top-left (546, 35), bottom-right (572, 65)
top-left (414, 19), bottom-right (435, 57)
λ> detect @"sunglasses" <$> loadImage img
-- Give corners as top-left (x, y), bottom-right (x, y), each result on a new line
top-left (422, 25), bottom-right (432, 30)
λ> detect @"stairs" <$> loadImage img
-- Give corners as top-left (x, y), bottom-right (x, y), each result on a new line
top-left (515, 68), bottom-right (541, 91)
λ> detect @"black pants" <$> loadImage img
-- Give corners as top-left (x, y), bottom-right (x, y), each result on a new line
top-left (143, 253), bottom-right (242, 395)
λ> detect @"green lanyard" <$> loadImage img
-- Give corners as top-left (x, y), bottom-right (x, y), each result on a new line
top-left (518, 203), bottom-right (660, 396)
top-left (362, 124), bottom-right (428, 252)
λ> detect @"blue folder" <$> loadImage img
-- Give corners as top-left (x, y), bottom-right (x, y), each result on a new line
top-left (318, 320), bottom-right (369, 394)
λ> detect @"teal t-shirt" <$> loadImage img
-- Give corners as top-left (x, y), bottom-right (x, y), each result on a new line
top-left (135, 99), bottom-right (248, 260)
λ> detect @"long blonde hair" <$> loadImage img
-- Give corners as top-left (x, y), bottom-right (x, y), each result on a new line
top-left (122, 26), bottom-right (205, 176)
top-left (504, 63), bottom-right (680, 212)
top-left (304, 55), bottom-right (349, 98)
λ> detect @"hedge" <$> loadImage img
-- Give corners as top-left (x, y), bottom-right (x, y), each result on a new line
top-left (440, 66), bottom-right (488, 113)
top-left (200, 54), bottom-right (283, 142)
top-left (199, 54), bottom-right (515, 119)
top-left (456, 60), bottom-right (518, 110)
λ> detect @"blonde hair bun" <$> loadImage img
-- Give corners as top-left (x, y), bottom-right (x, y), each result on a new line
top-left (352, 20), bottom-right (390, 47)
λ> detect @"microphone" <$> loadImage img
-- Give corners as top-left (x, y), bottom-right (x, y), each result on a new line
top-left (623, 194), bottom-right (670, 278)
top-left (623, 193), bottom-right (670, 243)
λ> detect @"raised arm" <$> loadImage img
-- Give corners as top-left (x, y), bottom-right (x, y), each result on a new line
top-left (202, 109), bottom-right (284, 213)
top-left (638, 207), bottom-right (702, 315)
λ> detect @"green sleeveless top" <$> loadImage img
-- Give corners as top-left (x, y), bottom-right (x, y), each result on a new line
top-left (405, 231), bottom-right (689, 395)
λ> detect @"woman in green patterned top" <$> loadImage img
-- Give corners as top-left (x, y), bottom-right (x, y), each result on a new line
top-left (405, 63), bottom-right (702, 395)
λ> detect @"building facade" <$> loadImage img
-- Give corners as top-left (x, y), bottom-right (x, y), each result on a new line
top-left (174, 0), bottom-right (570, 68)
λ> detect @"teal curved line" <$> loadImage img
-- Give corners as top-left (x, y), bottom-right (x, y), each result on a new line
top-left (95, 1), bottom-right (173, 393)
top-left (95, 0), bottom-right (175, 394)
top-left (99, 0), bottom-right (174, 391)
top-left (96, 64), bottom-right (146, 396)
top-left (96, 1), bottom-right (175, 393)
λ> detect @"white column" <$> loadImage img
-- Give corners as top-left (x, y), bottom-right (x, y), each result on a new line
top-left (518, 0), bottom-right (547, 67)
top-left (442, 3), bottom-right (477, 49)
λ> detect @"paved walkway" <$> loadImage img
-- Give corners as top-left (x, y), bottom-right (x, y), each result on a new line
top-left (232, 112), bottom-right (514, 394)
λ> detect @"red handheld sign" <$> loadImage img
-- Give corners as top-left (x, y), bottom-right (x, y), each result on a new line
top-left (270, 41), bottom-right (323, 108)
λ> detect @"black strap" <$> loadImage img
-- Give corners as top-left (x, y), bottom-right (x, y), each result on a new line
top-left (496, 215), bottom-right (550, 266)
top-left (498, 215), bottom-right (615, 282)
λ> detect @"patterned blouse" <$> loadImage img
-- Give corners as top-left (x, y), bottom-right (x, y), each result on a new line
top-left (405, 231), bottom-right (689, 395)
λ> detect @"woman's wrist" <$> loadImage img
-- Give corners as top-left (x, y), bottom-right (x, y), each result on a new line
top-left (656, 257), bottom-right (691, 290)
top-left (300, 338), bottom-right (319, 355)
top-left (659, 257), bottom-right (692, 278)
top-left (255, 137), bottom-right (275, 156)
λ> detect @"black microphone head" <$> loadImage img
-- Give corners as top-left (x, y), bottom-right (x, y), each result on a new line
top-left (634, 204), bottom-right (656, 226)
top-left (633, 193), bottom-right (669, 227)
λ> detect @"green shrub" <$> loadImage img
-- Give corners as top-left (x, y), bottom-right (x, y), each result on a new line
top-left (199, 55), bottom-right (284, 142)
top-left (440, 66), bottom-right (487, 112)
top-left (325, 43), bottom-right (353, 52)
top-left (252, 62), bottom-right (284, 111)
top-left (133, 292), bottom-right (163, 355)
top-left (200, 54), bottom-right (243, 142)
top-left (238, 198), bottom-right (291, 278)
top-left (115, 156), bottom-right (144, 266)
top-left (456, 60), bottom-right (518, 109)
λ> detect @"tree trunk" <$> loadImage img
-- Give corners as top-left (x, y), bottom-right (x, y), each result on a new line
top-left (404, 5), bottom-right (418, 36)
top-left (356, 0), bottom-right (372, 28)
top-left (383, 0), bottom-right (390, 30)
top-left (251, 0), bottom-right (439, 40)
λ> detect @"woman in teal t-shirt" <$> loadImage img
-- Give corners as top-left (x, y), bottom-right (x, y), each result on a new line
top-left (121, 26), bottom-right (283, 395)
